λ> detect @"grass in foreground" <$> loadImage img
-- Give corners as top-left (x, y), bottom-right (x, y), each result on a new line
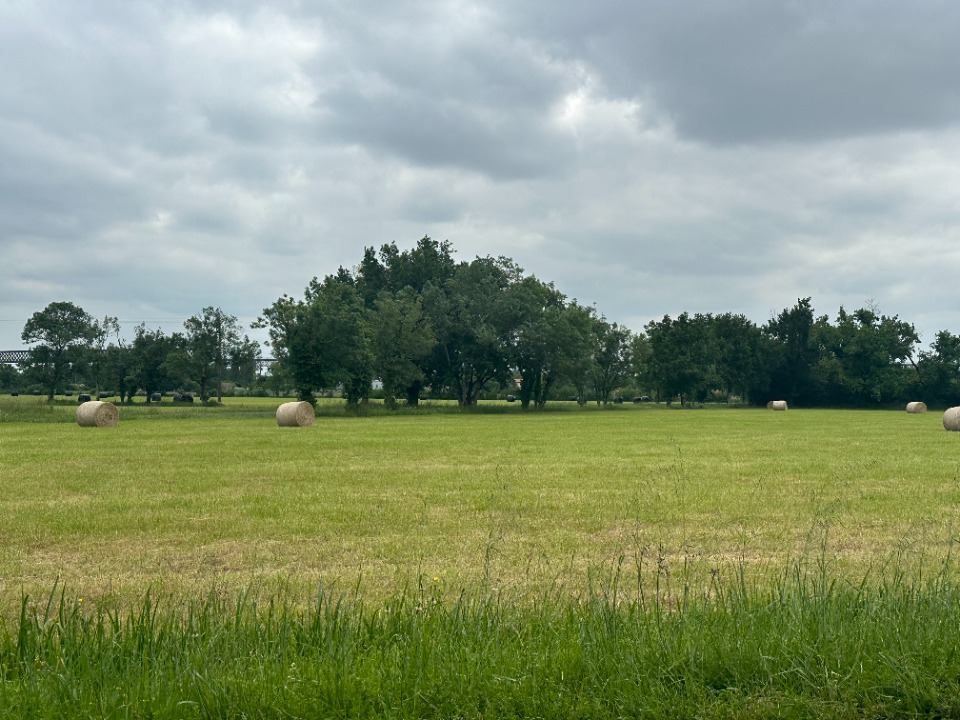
top-left (3, 399), bottom-right (960, 716)
top-left (3, 554), bottom-right (960, 719)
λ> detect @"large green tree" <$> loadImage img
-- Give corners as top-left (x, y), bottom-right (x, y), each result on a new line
top-left (258, 276), bottom-right (372, 404)
top-left (21, 301), bottom-right (96, 400)
top-left (591, 318), bottom-right (633, 404)
top-left (505, 278), bottom-right (593, 409)
top-left (764, 298), bottom-right (827, 406)
top-left (916, 330), bottom-right (960, 407)
top-left (354, 236), bottom-right (455, 405)
top-left (132, 325), bottom-right (177, 401)
top-left (167, 307), bottom-right (255, 402)
top-left (370, 287), bottom-right (435, 406)
top-left (712, 313), bottom-right (769, 403)
top-left (424, 256), bottom-right (519, 407)
top-left (0, 364), bottom-right (20, 393)
top-left (825, 306), bottom-right (919, 405)
top-left (644, 313), bottom-right (715, 405)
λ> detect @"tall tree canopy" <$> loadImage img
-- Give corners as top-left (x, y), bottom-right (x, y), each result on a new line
top-left (258, 276), bottom-right (372, 404)
top-left (21, 301), bottom-right (96, 400)
top-left (167, 307), bottom-right (256, 402)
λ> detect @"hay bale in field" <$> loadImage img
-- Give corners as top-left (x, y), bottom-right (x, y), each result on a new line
top-left (906, 402), bottom-right (928, 414)
top-left (76, 401), bottom-right (119, 428)
top-left (276, 401), bottom-right (315, 427)
top-left (944, 407), bottom-right (960, 432)
top-left (770, 400), bottom-right (788, 411)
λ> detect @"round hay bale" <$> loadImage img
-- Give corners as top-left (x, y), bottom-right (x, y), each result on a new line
top-left (76, 401), bottom-right (119, 428)
top-left (770, 400), bottom-right (788, 411)
top-left (276, 401), bottom-right (315, 427)
top-left (943, 407), bottom-right (960, 432)
top-left (906, 402), bottom-right (928, 414)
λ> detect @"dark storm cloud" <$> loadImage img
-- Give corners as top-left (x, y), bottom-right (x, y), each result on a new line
top-left (502, 0), bottom-right (960, 144)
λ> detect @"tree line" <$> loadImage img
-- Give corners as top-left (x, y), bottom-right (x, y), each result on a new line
top-left (6, 304), bottom-right (259, 403)
top-left (643, 298), bottom-right (957, 407)
top-left (6, 237), bottom-right (960, 408)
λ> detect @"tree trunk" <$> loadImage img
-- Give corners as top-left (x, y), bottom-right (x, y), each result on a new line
top-left (405, 380), bottom-right (422, 407)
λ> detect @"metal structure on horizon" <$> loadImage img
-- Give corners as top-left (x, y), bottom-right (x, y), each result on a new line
top-left (2, 349), bottom-right (275, 367)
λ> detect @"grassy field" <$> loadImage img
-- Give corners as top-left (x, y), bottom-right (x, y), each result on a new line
top-left (1, 396), bottom-right (959, 607)
top-left (3, 397), bottom-right (960, 717)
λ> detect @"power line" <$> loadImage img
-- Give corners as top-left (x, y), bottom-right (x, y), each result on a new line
top-left (0, 317), bottom-right (263, 324)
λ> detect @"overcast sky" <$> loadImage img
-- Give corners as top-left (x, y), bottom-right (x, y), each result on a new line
top-left (3, 1), bottom-right (960, 353)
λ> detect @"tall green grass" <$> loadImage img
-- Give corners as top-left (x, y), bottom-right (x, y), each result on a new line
top-left (4, 553), bottom-right (960, 719)
top-left (4, 402), bottom-right (960, 715)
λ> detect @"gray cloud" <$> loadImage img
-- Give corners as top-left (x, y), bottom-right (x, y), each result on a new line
top-left (2, 0), bottom-right (960, 353)
top-left (503, 0), bottom-right (960, 143)
top-left (307, 5), bottom-right (579, 178)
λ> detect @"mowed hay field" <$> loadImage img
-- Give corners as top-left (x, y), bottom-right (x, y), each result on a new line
top-left (2, 398), bottom-right (959, 611)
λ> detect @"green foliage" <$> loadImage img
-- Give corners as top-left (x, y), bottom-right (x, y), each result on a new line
top-left (763, 299), bottom-right (924, 407)
top-left (713, 312), bottom-right (769, 402)
top-left (0, 364), bottom-right (20, 393)
top-left (15, 242), bottom-right (960, 410)
top-left (423, 256), bottom-right (520, 407)
top-left (351, 237), bottom-right (457, 405)
top-left (167, 307), bottom-right (257, 402)
top-left (354, 235), bottom-right (457, 306)
top-left (370, 287), bottom-right (435, 406)
top-left (916, 330), bottom-right (960, 407)
top-left (591, 317), bottom-right (633, 404)
top-left (258, 277), bottom-right (372, 403)
top-left (645, 312), bottom-right (771, 405)
top-left (5, 557), bottom-right (960, 718)
top-left (20, 301), bottom-right (97, 401)
top-left (645, 312), bottom-right (715, 404)
top-left (821, 306), bottom-right (919, 405)
top-left (765, 297), bottom-right (823, 405)
top-left (131, 325), bottom-right (177, 399)
top-left (506, 279), bottom-right (594, 409)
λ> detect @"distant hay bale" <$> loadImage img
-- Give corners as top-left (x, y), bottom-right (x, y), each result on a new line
top-left (770, 400), bottom-right (788, 411)
top-left (944, 407), bottom-right (960, 432)
top-left (276, 401), bottom-right (315, 427)
top-left (76, 401), bottom-right (119, 428)
top-left (906, 402), bottom-right (928, 414)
